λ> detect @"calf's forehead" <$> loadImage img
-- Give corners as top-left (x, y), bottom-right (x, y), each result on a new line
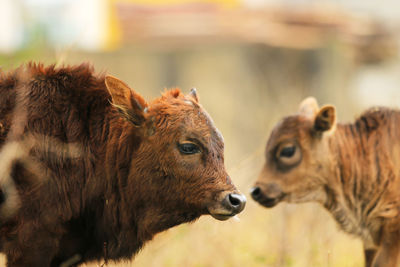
top-left (267, 115), bottom-right (312, 148)
top-left (153, 98), bottom-right (224, 149)
top-left (183, 103), bottom-right (224, 148)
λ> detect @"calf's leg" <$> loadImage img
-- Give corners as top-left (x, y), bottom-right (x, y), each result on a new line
top-left (372, 231), bottom-right (400, 267)
top-left (364, 248), bottom-right (377, 267)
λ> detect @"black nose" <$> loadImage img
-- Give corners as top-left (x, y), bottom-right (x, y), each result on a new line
top-left (224, 193), bottom-right (246, 214)
top-left (250, 186), bottom-right (262, 200)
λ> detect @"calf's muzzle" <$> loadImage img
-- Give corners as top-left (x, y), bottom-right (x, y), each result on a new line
top-left (208, 192), bottom-right (246, 221)
top-left (250, 183), bottom-right (284, 208)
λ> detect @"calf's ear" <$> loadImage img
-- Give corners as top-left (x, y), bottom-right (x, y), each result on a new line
top-left (314, 105), bottom-right (336, 132)
top-left (105, 75), bottom-right (147, 127)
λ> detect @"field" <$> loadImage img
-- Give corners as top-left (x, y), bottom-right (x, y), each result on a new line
top-left (1, 42), bottom-right (396, 266)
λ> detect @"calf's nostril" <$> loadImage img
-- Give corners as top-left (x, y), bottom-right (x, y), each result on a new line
top-left (229, 194), bottom-right (241, 207)
top-left (250, 187), bottom-right (261, 199)
top-left (226, 193), bottom-right (246, 213)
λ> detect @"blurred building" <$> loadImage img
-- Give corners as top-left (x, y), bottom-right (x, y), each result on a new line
top-left (0, 0), bottom-right (238, 52)
top-left (0, 0), bottom-right (397, 56)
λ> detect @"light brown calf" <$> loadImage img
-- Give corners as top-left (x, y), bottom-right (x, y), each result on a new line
top-left (251, 97), bottom-right (400, 267)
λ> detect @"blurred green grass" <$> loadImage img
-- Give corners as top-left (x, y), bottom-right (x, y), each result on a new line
top-left (0, 44), bottom-right (366, 266)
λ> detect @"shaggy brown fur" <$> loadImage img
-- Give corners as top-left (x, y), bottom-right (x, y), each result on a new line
top-left (251, 97), bottom-right (400, 267)
top-left (0, 63), bottom-right (246, 266)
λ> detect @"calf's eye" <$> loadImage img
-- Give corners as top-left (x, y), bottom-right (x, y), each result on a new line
top-left (275, 141), bottom-right (302, 168)
top-left (280, 146), bottom-right (295, 158)
top-left (178, 142), bottom-right (201, 155)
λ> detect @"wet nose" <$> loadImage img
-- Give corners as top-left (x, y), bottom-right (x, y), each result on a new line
top-left (224, 193), bottom-right (246, 214)
top-left (250, 186), bottom-right (262, 201)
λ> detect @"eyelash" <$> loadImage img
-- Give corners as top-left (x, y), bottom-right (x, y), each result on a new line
top-left (178, 142), bottom-right (201, 155)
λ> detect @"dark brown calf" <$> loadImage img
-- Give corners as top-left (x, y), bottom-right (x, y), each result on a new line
top-left (251, 97), bottom-right (400, 267)
top-left (0, 63), bottom-right (245, 266)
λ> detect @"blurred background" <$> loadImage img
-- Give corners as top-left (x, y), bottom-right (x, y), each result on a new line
top-left (1, 0), bottom-right (400, 266)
